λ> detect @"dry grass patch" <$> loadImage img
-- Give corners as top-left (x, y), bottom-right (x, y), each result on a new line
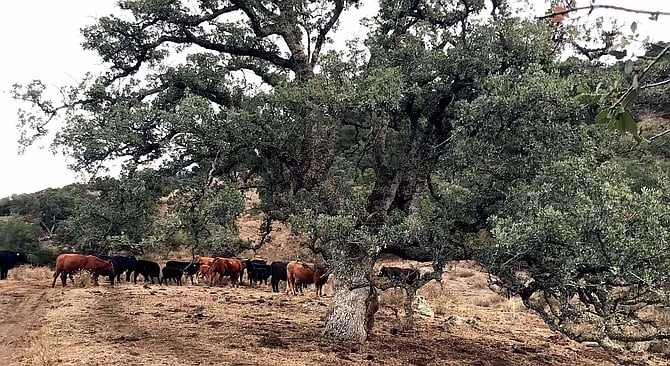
top-left (378, 288), bottom-right (406, 311)
top-left (21, 335), bottom-right (60, 366)
top-left (10, 266), bottom-right (53, 281)
top-left (417, 280), bottom-right (445, 299)
top-left (453, 268), bottom-right (477, 278)
top-left (474, 293), bottom-right (507, 308)
top-left (499, 297), bottom-right (525, 312)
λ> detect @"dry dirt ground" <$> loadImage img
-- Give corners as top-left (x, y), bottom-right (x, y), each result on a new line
top-left (2, 261), bottom-right (664, 366)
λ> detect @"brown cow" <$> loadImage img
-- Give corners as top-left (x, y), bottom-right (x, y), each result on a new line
top-left (197, 264), bottom-right (212, 281)
top-left (209, 257), bottom-right (245, 287)
top-left (197, 256), bottom-right (215, 266)
top-left (52, 254), bottom-right (115, 288)
top-left (286, 261), bottom-right (329, 296)
top-left (196, 256), bottom-right (215, 282)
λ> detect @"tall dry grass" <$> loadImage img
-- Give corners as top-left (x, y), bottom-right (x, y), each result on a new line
top-left (11, 265), bottom-right (97, 287)
top-left (10, 266), bottom-right (53, 281)
top-left (377, 261), bottom-right (529, 320)
top-left (21, 336), bottom-right (59, 366)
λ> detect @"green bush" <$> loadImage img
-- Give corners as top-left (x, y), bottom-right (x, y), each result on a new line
top-left (0, 216), bottom-right (56, 266)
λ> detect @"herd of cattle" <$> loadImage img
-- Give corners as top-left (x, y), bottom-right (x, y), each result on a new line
top-left (0, 250), bottom-right (421, 295)
top-left (49, 253), bottom-right (331, 295)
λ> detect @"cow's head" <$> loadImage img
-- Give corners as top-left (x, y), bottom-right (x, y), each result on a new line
top-left (185, 262), bottom-right (200, 272)
top-left (100, 261), bottom-right (115, 277)
top-left (15, 252), bottom-right (28, 264)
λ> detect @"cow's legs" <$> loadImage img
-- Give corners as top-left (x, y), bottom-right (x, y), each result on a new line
top-left (52, 270), bottom-right (61, 288)
top-left (287, 275), bottom-right (294, 295)
top-left (59, 271), bottom-right (68, 287)
top-left (92, 273), bottom-right (100, 286)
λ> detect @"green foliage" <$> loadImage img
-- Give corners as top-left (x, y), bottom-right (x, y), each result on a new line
top-left (482, 153), bottom-right (670, 343)
top-left (0, 216), bottom-right (56, 266)
top-left (0, 216), bottom-right (41, 252)
top-left (437, 65), bottom-right (590, 251)
top-left (1, 184), bottom-right (86, 239)
top-left (56, 171), bottom-right (168, 254)
top-left (577, 41), bottom-right (670, 142)
top-left (150, 176), bottom-right (245, 256)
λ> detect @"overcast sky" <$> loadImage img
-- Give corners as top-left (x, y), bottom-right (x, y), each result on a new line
top-left (1, 1), bottom-right (669, 198)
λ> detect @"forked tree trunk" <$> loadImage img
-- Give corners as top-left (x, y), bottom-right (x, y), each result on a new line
top-left (323, 251), bottom-right (379, 342)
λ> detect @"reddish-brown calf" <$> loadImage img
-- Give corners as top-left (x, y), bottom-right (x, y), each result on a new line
top-left (209, 258), bottom-right (244, 287)
top-left (286, 261), bottom-right (329, 296)
top-left (52, 254), bottom-right (115, 288)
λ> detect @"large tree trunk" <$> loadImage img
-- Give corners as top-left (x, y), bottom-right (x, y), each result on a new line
top-left (323, 278), bottom-right (379, 342)
top-left (322, 254), bottom-right (379, 342)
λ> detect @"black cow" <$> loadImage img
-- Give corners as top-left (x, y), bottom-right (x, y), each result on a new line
top-left (270, 261), bottom-right (287, 292)
top-left (131, 259), bottom-right (161, 284)
top-left (0, 250), bottom-right (28, 279)
top-left (246, 259), bottom-right (271, 286)
top-left (161, 266), bottom-right (184, 286)
top-left (100, 255), bottom-right (138, 282)
top-left (377, 266), bottom-right (420, 283)
top-left (165, 260), bottom-right (200, 285)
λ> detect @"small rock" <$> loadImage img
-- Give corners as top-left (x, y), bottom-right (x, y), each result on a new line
top-left (446, 315), bottom-right (463, 326)
top-left (465, 317), bottom-right (479, 326)
top-left (415, 296), bottom-right (434, 317)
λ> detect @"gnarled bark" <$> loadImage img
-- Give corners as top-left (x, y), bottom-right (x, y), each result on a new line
top-left (322, 250), bottom-right (378, 342)
top-left (323, 279), bottom-right (379, 342)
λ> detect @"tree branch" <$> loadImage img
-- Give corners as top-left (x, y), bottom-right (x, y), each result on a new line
top-left (537, 5), bottom-right (670, 20)
top-left (310, 0), bottom-right (345, 68)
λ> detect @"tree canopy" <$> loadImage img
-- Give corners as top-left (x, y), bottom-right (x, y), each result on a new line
top-left (11, 0), bottom-right (670, 346)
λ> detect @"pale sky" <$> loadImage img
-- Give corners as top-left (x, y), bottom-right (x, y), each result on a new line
top-left (1, 1), bottom-right (668, 198)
